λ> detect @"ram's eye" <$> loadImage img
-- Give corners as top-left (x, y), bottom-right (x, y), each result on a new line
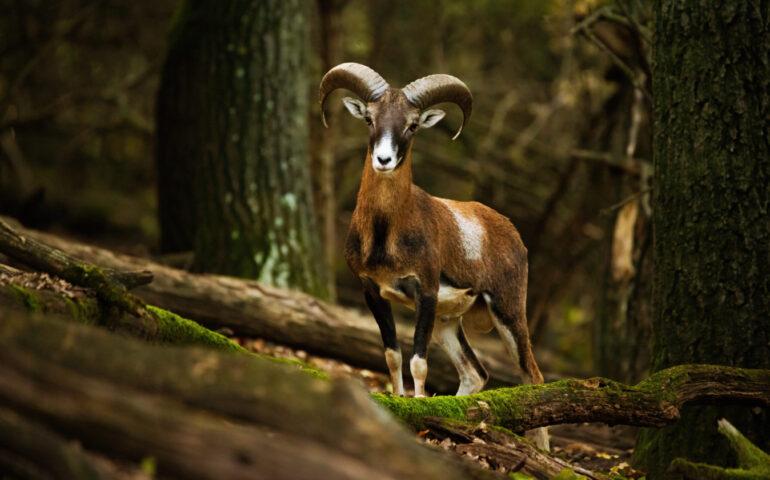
top-left (364, 116), bottom-right (372, 125)
top-left (408, 123), bottom-right (418, 132)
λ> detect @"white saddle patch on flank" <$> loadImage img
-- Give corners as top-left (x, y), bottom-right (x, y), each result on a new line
top-left (440, 200), bottom-right (484, 260)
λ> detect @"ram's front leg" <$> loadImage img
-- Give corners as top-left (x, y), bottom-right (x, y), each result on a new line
top-left (362, 279), bottom-right (404, 396)
top-left (411, 294), bottom-right (437, 397)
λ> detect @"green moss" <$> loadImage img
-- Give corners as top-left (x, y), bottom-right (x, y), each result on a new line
top-left (63, 264), bottom-right (141, 312)
top-left (251, 351), bottom-right (329, 380)
top-left (145, 305), bottom-right (328, 379)
top-left (146, 305), bottom-right (247, 353)
top-left (669, 458), bottom-right (765, 480)
top-left (371, 384), bottom-right (547, 430)
top-left (509, 473), bottom-right (535, 480)
top-left (718, 419), bottom-right (770, 473)
top-left (551, 469), bottom-right (587, 480)
top-left (6, 285), bottom-right (40, 312)
top-left (60, 295), bottom-right (100, 325)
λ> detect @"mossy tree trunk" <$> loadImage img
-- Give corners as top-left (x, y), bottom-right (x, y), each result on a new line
top-left (156, 0), bottom-right (327, 299)
top-left (635, 2), bottom-right (770, 477)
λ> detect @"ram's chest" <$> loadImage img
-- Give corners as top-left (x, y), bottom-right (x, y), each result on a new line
top-left (345, 214), bottom-right (429, 274)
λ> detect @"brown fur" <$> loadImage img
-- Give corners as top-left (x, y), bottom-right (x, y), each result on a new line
top-left (343, 90), bottom-right (543, 390)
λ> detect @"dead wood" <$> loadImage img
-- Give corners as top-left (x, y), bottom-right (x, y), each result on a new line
top-left (0, 220), bottom-right (248, 355)
top-left (372, 365), bottom-right (770, 432)
top-left (0, 309), bottom-right (502, 480)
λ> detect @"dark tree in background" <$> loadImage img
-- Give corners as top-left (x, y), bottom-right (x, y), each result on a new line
top-left (635, 1), bottom-right (769, 477)
top-left (156, 0), bottom-right (327, 298)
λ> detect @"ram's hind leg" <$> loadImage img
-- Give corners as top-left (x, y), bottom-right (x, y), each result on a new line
top-left (484, 292), bottom-right (550, 451)
top-left (434, 316), bottom-right (488, 396)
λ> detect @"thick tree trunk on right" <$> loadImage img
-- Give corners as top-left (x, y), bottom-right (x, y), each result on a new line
top-left (635, 2), bottom-right (770, 477)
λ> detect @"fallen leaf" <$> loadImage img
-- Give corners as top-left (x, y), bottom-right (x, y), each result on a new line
top-left (583, 378), bottom-right (600, 388)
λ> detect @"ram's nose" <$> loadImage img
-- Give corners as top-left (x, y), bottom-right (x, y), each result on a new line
top-left (377, 155), bottom-right (392, 166)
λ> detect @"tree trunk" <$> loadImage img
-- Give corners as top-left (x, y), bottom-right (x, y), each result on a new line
top-left (313, 0), bottom-right (346, 302)
top-left (0, 310), bottom-right (495, 480)
top-left (156, 0), bottom-right (327, 299)
top-left (636, 2), bottom-right (770, 477)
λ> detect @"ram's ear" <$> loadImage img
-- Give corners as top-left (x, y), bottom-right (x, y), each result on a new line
top-left (418, 109), bottom-right (446, 129)
top-left (342, 97), bottom-right (368, 120)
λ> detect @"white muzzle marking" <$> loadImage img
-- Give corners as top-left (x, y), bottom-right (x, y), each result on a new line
top-left (372, 131), bottom-right (399, 173)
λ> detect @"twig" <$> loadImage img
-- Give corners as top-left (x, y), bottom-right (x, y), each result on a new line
top-left (569, 148), bottom-right (644, 176)
top-left (601, 188), bottom-right (652, 216)
top-left (573, 15), bottom-right (652, 101)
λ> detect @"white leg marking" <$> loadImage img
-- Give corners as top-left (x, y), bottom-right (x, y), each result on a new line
top-left (531, 427), bottom-right (550, 451)
top-left (435, 317), bottom-right (485, 396)
top-left (410, 355), bottom-right (428, 398)
top-left (384, 348), bottom-right (404, 396)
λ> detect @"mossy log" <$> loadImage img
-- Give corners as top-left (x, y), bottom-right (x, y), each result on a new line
top-left (669, 419), bottom-right (770, 480)
top-left (0, 270), bottom-right (329, 379)
top-left (0, 219), bottom-right (151, 313)
top-left (0, 271), bottom-right (247, 355)
top-left (0, 309), bottom-right (500, 480)
top-left (372, 365), bottom-right (770, 432)
top-left (0, 217), bottom-right (524, 393)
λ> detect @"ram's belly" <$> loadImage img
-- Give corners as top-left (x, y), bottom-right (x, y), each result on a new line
top-left (379, 282), bottom-right (478, 318)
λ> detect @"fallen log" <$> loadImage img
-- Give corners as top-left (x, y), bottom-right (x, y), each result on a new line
top-left (4, 305), bottom-right (768, 470)
top-left (0, 219), bottom-right (251, 357)
top-left (0, 269), bottom-right (248, 355)
top-left (0, 309), bottom-right (501, 480)
top-left (372, 365), bottom-right (770, 432)
top-left (0, 216), bottom-right (523, 393)
top-left (0, 219), bottom-right (150, 312)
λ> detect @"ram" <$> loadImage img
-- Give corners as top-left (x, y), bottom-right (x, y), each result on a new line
top-left (320, 63), bottom-right (548, 449)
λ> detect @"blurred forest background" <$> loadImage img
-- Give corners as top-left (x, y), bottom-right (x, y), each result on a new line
top-left (0, 0), bottom-right (654, 382)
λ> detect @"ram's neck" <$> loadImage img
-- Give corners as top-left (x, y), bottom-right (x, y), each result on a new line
top-left (356, 148), bottom-right (414, 220)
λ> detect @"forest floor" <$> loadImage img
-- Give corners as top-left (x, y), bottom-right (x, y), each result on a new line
top-left (239, 334), bottom-right (646, 478)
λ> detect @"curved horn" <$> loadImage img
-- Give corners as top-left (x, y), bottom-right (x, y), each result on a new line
top-left (319, 63), bottom-right (389, 127)
top-left (402, 74), bottom-right (472, 139)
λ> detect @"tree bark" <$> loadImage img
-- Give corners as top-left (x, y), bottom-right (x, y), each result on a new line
top-left (157, 0), bottom-right (327, 299)
top-left (313, 0), bottom-right (347, 302)
top-left (0, 309), bottom-right (499, 480)
top-left (637, 2), bottom-right (770, 477)
top-left (1, 218), bottom-right (525, 394)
